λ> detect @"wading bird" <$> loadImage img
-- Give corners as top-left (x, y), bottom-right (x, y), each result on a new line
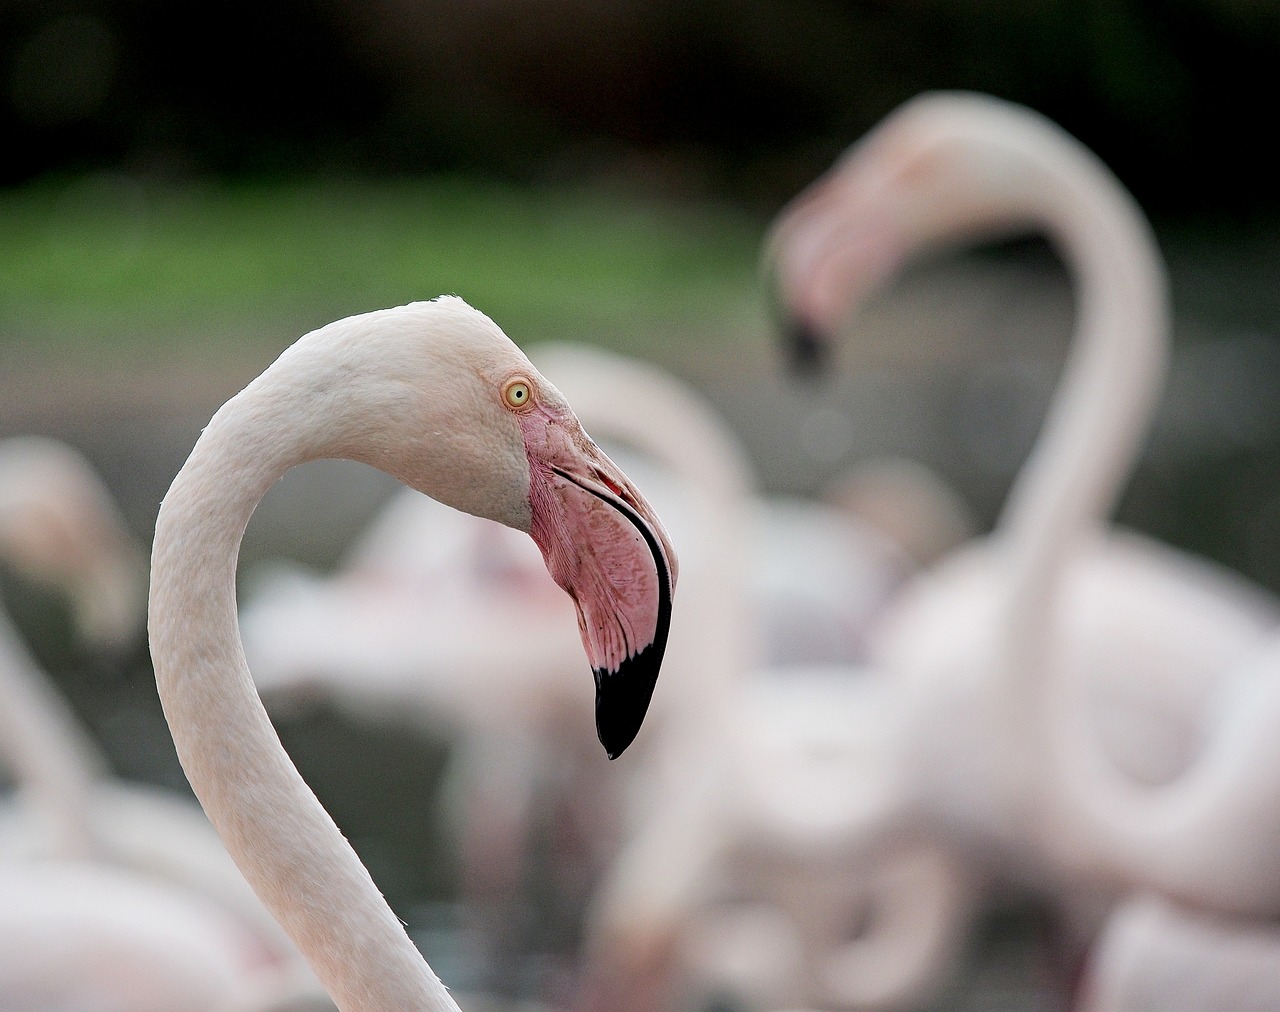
top-left (579, 91), bottom-right (1280, 1010)
top-left (149, 297), bottom-right (676, 1010)
top-left (0, 438), bottom-right (333, 1008)
top-left (768, 90), bottom-right (1278, 895)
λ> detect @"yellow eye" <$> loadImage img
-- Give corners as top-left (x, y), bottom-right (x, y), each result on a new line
top-left (503, 378), bottom-right (532, 409)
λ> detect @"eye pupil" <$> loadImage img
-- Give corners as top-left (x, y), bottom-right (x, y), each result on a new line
top-left (505, 380), bottom-right (531, 408)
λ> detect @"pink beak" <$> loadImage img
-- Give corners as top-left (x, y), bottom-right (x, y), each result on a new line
top-left (525, 426), bottom-right (677, 759)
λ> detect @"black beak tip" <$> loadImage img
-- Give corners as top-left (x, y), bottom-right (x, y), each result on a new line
top-left (782, 317), bottom-right (830, 378)
top-left (594, 645), bottom-right (663, 760)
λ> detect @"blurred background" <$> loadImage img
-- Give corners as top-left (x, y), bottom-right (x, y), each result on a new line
top-left (2, 1), bottom-right (1280, 1007)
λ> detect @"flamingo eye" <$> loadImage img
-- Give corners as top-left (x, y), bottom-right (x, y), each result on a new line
top-left (502, 379), bottom-right (532, 409)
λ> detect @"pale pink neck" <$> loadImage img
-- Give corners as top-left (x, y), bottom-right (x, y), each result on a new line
top-left (996, 140), bottom-right (1169, 612)
top-left (989, 133), bottom-right (1170, 814)
top-left (988, 142), bottom-right (1280, 909)
top-left (149, 381), bottom-right (460, 1012)
top-left (0, 609), bottom-right (105, 856)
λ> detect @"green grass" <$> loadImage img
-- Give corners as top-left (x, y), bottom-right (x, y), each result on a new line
top-left (0, 175), bottom-right (770, 359)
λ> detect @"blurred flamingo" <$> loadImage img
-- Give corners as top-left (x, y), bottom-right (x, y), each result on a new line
top-left (0, 435), bottom-right (336, 1009)
top-left (768, 88), bottom-right (1279, 900)
top-left (577, 90), bottom-right (1280, 1010)
top-left (0, 436), bottom-right (145, 651)
top-left (1080, 892), bottom-right (1280, 1012)
top-left (578, 666), bottom-right (977, 1011)
top-left (777, 92), bottom-right (1280, 932)
top-left (0, 860), bottom-right (318, 1012)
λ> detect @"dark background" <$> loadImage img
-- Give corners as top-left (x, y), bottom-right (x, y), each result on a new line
top-left (4, 0), bottom-right (1278, 218)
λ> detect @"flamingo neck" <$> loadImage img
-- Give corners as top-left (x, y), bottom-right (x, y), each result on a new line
top-left (989, 140), bottom-right (1170, 816)
top-left (0, 609), bottom-right (105, 857)
top-left (148, 381), bottom-right (459, 1012)
top-left (1048, 628), bottom-right (1280, 914)
top-left (995, 150), bottom-right (1169, 599)
top-left (995, 170), bottom-right (1280, 908)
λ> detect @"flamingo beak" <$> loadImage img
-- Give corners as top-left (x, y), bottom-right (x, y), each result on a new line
top-left (780, 312), bottom-right (831, 377)
top-left (528, 439), bottom-right (677, 759)
top-left (759, 260), bottom-right (832, 379)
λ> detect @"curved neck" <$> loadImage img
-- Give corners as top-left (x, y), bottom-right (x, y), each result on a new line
top-left (1045, 630), bottom-right (1280, 914)
top-left (0, 608), bottom-right (105, 856)
top-left (148, 381), bottom-right (459, 1012)
top-left (990, 141), bottom-right (1170, 812)
top-left (989, 156), bottom-right (1280, 909)
top-left (995, 148), bottom-right (1169, 609)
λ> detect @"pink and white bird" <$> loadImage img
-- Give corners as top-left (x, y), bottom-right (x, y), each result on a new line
top-left (239, 340), bottom-right (758, 983)
top-left (767, 89), bottom-right (1279, 887)
top-left (236, 337), bottom-right (940, 998)
top-left (148, 296), bottom-right (676, 1011)
top-left (585, 90), bottom-right (1280, 1011)
top-left (0, 435), bottom-right (146, 651)
top-left (0, 437), bottom-right (337, 1009)
top-left (577, 665), bottom-right (978, 1012)
top-left (1080, 892), bottom-right (1280, 1011)
top-left (0, 860), bottom-right (304, 1012)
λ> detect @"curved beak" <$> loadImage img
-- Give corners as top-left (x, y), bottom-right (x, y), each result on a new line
top-left (763, 162), bottom-right (905, 381)
top-left (528, 436), bottom-right (677, 759)
top-left (759, 257), bottom-right (832, 379)
top-left (780, 307), bottom-right (832, 378)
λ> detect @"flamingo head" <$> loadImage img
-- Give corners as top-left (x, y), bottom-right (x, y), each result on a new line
top-left (326, 297), bottom-right (679, 758)
top-left (765, 91), bottom-right (1057, 372)
top-left (0, 436), bottom-right (146, 651)
top-left (513, 376), bottom-right (679, 759)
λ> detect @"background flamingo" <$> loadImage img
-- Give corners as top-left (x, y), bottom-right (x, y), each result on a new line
top-left (1080, 892), bottom-right (1280, 1011)
top-left (578, 665), bottom-right (979, 1011)
top-left (777, 92), bottom-right (1280, 938)
top-left (576, 90), bottom-right (1280, 1010)
top-left (0, 435), bottom-right (336, 1009)
top-left (0, 435), bottom-right (146, 652)
top-left (0, 861), bottom-right (300, 1012)
top-left (769, 88), bottom-right (1279, 896)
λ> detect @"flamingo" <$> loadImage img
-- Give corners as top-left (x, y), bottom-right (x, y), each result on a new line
top-left (0, 437), bottom-right (336, 1008)
top-left (578, 91), bottom-right (1280, 1010)
top-left (767, 89), bottom-right (1279, 885)
top-left (236, 339), bottom-right (936, 994)
top-left (0, 435), bottom-right (146, 651)
top-left (0, 436), bottom-right (149, 853)
top-left (1080, 893), bottom-right (1280, 1011)
top-left (0, 861), bottom-right (295, 1012)
top-left (147, 296), bottom-right (676, 1011)
top-left (236, 340), bottom-right (755, 987)
top-left (577, 666), bottom-right (978, 1012)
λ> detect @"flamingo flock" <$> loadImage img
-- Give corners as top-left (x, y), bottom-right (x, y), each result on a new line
top-left (2, 91), bottom-right (1276, 1011)
top-left (0, 437), bottom-right (334, 1009)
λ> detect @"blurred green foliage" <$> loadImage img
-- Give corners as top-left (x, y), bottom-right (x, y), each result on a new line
top-left (0, 175), bottom-right (767, 353)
